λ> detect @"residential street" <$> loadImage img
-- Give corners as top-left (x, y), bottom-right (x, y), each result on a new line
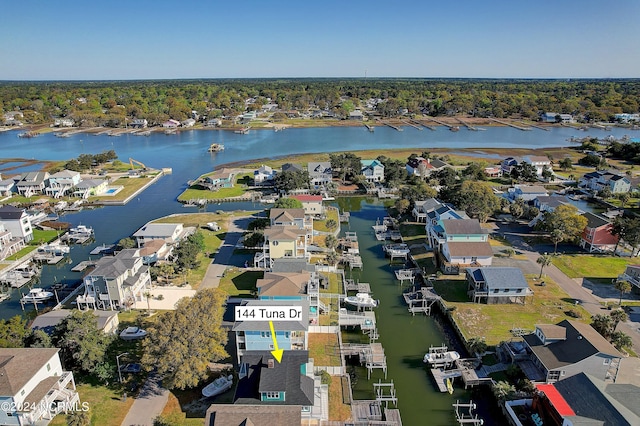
top-left (496, 222), bottom-right (640, 355)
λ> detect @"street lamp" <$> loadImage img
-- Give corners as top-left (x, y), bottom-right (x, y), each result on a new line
top-left (116, 352), bottom-right (129, 384)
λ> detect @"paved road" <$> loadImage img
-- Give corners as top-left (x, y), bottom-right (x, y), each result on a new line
top-left (199, 215), bottom-right (254, 291)
top-left (497, 222), bottom-right (640, 354)
top-left (120, 373), bottom-right (168, 426)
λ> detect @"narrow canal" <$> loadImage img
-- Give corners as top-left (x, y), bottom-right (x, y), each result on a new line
top-left (341, 199), bottom-right (469, 426)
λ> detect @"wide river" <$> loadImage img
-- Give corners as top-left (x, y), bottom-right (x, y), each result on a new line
top-left (0, 125), bottom-right (634, 424)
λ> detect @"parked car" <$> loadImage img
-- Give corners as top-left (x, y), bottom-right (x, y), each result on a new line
top-left (206, 222), bottom-right (220, 231)
top-left (120, 363), bottom-right (142, 374)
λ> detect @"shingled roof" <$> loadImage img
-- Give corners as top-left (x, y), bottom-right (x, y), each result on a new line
top-left (0, 348), bottom-right (60, 396)
top-left (205, 404), bottom-right (301, 426)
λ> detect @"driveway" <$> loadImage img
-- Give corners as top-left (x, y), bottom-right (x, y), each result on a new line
top-left (120, 373), bottom-right (168, 426)
top-left (199, 215), bottom-right (254, 291)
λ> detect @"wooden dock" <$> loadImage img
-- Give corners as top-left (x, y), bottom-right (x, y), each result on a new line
top-left (403, 287), bottom-right (440, 315)
top-left (488, 118), bottom-right (532, 130)
top-left (456, 118), bottom-right (478, 131)
top-left (401, 120), bottom-right (423, 130)
top-left (71, 261), bottom-right (96, 272)
top-left (345, 280), bottom-right (371, 293)
top-left (378, 120), bottom-right (403, 131)
top-left (364, 123), bottom-right (375, 132)
top-left (423, 116), bottom-right (455, 129)
top-left (521, 121), bottom-right (549, 131)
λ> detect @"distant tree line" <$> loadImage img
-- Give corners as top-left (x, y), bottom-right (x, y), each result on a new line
top-left (1, 78), bottom-right (639, 127)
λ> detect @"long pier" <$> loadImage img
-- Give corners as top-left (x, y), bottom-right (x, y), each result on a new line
top-left (521, 121), bottom-right (549, 131)
top-left (377, 119), bottom-right (403, 131)
top-left (364, 123), bottom-right (375, 132)
top-left (423, 116), bottom-right (456, 130)
top-left (456, 118), bottom-right (478, 131)
top-left (488, 118), bottom-right (532, 131)
top-left (401, 120), bottom-right (423, 130)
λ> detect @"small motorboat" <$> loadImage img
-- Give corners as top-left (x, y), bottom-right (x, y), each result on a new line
top-left (208, 143), bottom-right (224, 152)
top-left (423, 350), bottom-right (460, 365)
top-left (119, 326), bottom-right (148, 341)
top-left (20, 288), bottom-right (54, 303)
top-left (38, 243), bottom-right (70, 255)
top-left (202, 375), bottom-right (233, 398)
top-left (344, 293), bottom-right (378, 309)
top-left (69, 225), bottom-right (94, 236)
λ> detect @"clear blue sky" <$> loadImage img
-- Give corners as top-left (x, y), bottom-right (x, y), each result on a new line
top-left (1, 0), bottom-right (639, 80)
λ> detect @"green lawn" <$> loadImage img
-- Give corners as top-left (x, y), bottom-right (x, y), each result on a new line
top-left (308, 333), bottom-right (341, 366)
top-left (552, 254), bottom-right (637, 281)
top-left (89, 175), bottom-right (157, 202)
top-left (434, 275), bottom-right (591, 345)
top-left (49, 383), bottom-right (134, 426)
top-left (218, 268), bottom-right (260, 296)
top-left (321, 271), bottom-right (343, 294)
top-left (399, 222), bottom-right (426, 243)
top-left (5, 245), bottom-right (37, 260)
top-left (313, 207), bottom-right (339, 232)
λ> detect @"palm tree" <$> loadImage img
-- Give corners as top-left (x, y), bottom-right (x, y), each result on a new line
top-left (491, 381), bottom-right (516, 402)
top-left (66, 410), bottom-right (90, 426)
top-left (591, 314), bottom-right (614, 339)
top-left (144, 291), bottom-right (152, 316)
top-left (467, 337), bottom-right (488, 358)
top-left (613, 279), bottom-right (631, 306)
top-left (610, 331), bottom-right (633, 351)
top-left (609, 308), bottom-right (628, 329)
top-left (536, 254), bottom-right (553, 279)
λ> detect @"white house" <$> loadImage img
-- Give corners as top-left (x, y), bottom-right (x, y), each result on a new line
top-left (0, 205), bottom-right (33, 243)
top-left (307, 162), bottom-right (332, 187)
top-left (0, 348), bottom-right (80, 425)
top-left (132, 222), bottom-right (187, 248)
top-left (291, 195), bottom-right (324, 216)
top-left (46, 170), bottom-right (82, 198)
top-left (0, 223), bottom-right (25, 261)
top-left (360, 159), bottom-right (384, 183)
top-left (181, 118), bottom-right (196, 127)
top-left (254, 165), bottom-right (277, 185)
top-left (15, 172), bottom-right (50, 196)
top-left (162, 119), bottom-right (181, 128)
top-left (72, 179), bottom-right (109, 198)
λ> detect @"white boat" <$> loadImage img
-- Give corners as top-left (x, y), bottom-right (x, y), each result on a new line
top-left (423, 350), bottom-right (460, 365)
top-left (20, 288), bottom-right (54, 303)
top-left (344, 293), bottom-right (378, 309)
top-left (119, 326), bottom-right (148, 341)
top-left (208, 143), bottom-right (224, 152)
top-left (69, 225), bottom-right (94, 235)
top-left (38, 243), bottom-right (70, 255)
top-left (202, 375), bottom-right (233, 398)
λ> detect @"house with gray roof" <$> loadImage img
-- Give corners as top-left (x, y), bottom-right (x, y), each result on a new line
top-left (72, 179), bottom-right (108, 198)
top-left (0, 348), bottom-right (79, 425)
top-left (45, 169), bottom-right (82, 198)
top-left (579, 170), bottom-right (631, 194)
top-left (204, 404), bottom-right (301, 426)
top-left (15, 171), bottom-right (50, 196)
top-left (522, 320), bottom-right (622, 384)
top-left (412, 198), bottom-right (443, 223)
top-left (132, 222), bottom-right (188, 248)
top-left (0, 174), bottom-right (16, 196)
top-left (579, 212), bottom-right (618, 253)
top-left (430, 218), bottom-right (493, 273)
top-left (234, 350), bottom-right (327, 421)
top-left (0, 205), bottom-right (33, 243)
top-left (307, 162), bottom-right (332, 187)
top-left (77, 249), bottom-right (151, 310)
top-left (507, 184), bottom-right (549, 201)
top-left (281, 163), bottom-right (304, 173)
top-left (0, 222), bottom-right (25, 261)
top-left (29, 309), bottom-right (120, 335)
top-left (465, 267), bottom-right (533, 304)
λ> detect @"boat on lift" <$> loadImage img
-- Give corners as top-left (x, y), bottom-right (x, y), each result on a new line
top-left (20, 288), bottom-right (54, 303)
top-left (344, 292), bottom-right (379, 309)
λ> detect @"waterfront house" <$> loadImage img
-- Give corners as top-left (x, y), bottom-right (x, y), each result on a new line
top-left (282, 163), bottom-right (304, 174)
top-left (0, 223), bottom-right (25, 261)
top-left (206, 118), bottom-right (222, 127)
top-left (501, 157), bottom-right (520, 176)
top-left (614, 113), bottom-right (640, 123)
top-left (540, 112), bottom-right (574, 123)
top-left (532, 195), bottom-right (571, 213)
top-left (432, 219), bottom-right (493, 273)
top-left (521, 320), bottom-right (622, 383)
top-left (291, 195), bottom-right (324, 216)
top-left (132, 222), bottom-right (187, 248)
top-left (579, 212), bottom-right (618, 253)
top-left (72, 179), bottom-right (108, 198)
top-left (162, 119), bottom-right (181, 128)
top-left (129, 118), bottom-right (148, 128)
top-left (257, 271), bottom-right (321, 322)
top-left (53, 117), bottom-right (75, 127)
top-left (203, 169), bottom-right (236, 190)
top-left (270, 208), bottom-right (312, 231)
top-left (507, 185), bottom-right (549, 201)
top-left (254, 165), bottom-right (277, 185)
top-left (255, 225), bottom-right (309, 269)
top-left (77, 249), bottom-right (151, 310)
top-left (234, 350), bottom-right (326, 421)
top-left (502, 156), bottom-right (552, 177)
top-left (483, 166), bottom-right (502, 178)
top-left (425, 205), bottom-right (468, 247)
top-left (360, 159), bottom-right (385, 183)
top-left (233, 299), bottom-right (309, 362)
top-left (0, 174), bottom-right (16, 196)
top-left (0, 205), bottom-right (33, 243)
top-left (30, 309), bottom-right (120, 335)
top-left (138, 239), bottom-right (172, 264)
top-left (307, 162), bottom-right (332, 188)
top-left (3, 111), bottom-right (23, 125)
top-left (45, 169), bottom-right (82, 198)
top-left (617, 264), bottom-right (640, 291)
top-left (465, 267), bottom-right (532, 304)
top-left (181, 118), bottom-right (196, 127)
top-left (349, 110), bottom-right (364, 120)
top-left (406, 157), bottom-right (448, 178)
top-left (412, 198), bottom-right (443, 223)
top-left (204, 405), bottom-right (301, 426)
top-left (0, 348), bottom-right (80, 425)
top-left (15, 171), bottom-right (50, 197)
top-left (579, 170), bottom-right (631, 194)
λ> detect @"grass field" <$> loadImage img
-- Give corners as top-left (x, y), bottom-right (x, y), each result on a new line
top-left (434, 274), bottom-right (590, 345)
top-left (328, 375), bottom-right (352, 422)
top-left (49, 383), bottom-right (135, 426)
top-left (552, 254), bottom-right (637, 281)
top-left (308, 333), bottom-right (341, 366)
top-left (217, 268), bottom-right (260, 296)
top-left (89, 175), bottom-right (157, 203)
top-left (314, 207), bottom-right (340, 232)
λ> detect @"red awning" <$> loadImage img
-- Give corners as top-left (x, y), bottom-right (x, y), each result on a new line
top-left (536, 384), bottom-right (576, 416)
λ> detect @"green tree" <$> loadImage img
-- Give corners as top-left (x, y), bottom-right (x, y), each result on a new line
top-left (613, 279), bottom-right (631, 306)
top-left (174, 232), bottom-right (205, 271)
top-left (457, 181), bottom-right (500, 222)
top-left (394, 199), bottom-right (410, 216)
top-left (325, 252), bottom-right (339, 266)
top-left (274, 197), bottom-right (303, 209)
top-left (118, 237), bottom-right (136, 249)
top-left (492, 381), bottom-right (516, 402)
top-left (53, 310), bottom-right (114, 376)
top-left (0, 316), bottom-right (29, 348)
top-left (536, 254), bottom-right (553, 279)
top-left (617, 192), bottom-right (630, 208)
top-left (274, 170), bottom-right (310, 192)
top-left (609, 308), bottom-right (628, 329)
top-left (591, 314), bottom-right (614, 339)
top-left (509, 199), bottom-right (525, 219)
top-left (66, 409), bottom-right (91, 426)
top-left (467, 337), bottom-right (487, 357)
top-left (325, 219), bottom-right (337, 231)
top-left (539, 204), bottom-right (588, 253)
top-left (325, 234), bottom-right (337, 250)
top-left (541, 165), bottom-right (554, 181)
top-left (558, 158), bottom-right (573, 171)
top-left (511, 163), bottom-right (538, 182)
top-left (141, 289), bottom-right (228, 390)
top-left (610, 331), bottom-right (633, 351)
